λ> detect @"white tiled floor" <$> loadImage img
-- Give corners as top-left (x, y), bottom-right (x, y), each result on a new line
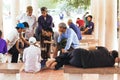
top-left (0, 70), bottom-right (120, 80)
top-left (65, 74), bottom-right (120, 80)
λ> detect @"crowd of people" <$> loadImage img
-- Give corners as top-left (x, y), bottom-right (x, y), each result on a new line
top-left (0, 6), bottom-right (119, 73)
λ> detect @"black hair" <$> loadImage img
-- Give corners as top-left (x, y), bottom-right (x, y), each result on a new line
top-left (23, 22), bottom-right (29, 28)
top-left (41, 7), bottom-right (47, 12)
top-left (15, 27), bottom-right (24, 30)
top-left (0, 30), bottom-right (2, 37)
top-left (87, 15), bottom-right (93, 19)
top-left (16, 27), bottom-right (20, 30)
top-left (77, 18), bottom-right (80, 19)
top-left (44, 28), bottom-right (54, 34)
top-left (86, 12), bottom-right (89, 14)
top-left (111, 50), bottom-right (118, 59)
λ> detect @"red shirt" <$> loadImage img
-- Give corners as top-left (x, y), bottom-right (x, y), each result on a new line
top-left (76, 19), bottom-right (84, 28)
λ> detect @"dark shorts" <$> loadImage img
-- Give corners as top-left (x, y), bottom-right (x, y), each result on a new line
top-left (8, 43), bottom-right (19, 63)
top-left (8, 44), bottom-right (18, 55)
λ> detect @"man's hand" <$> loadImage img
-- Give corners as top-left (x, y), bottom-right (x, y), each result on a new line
top-left (88, 46), bottom-right (96, 50)
top-left (44, 40), bottom-right (49, 43)
top-left (19, 33), bottom-right (23, 39)
top-left (62, 49), bottom-right (68, 53)
top-left (58, 31), bottom-right (62, 36)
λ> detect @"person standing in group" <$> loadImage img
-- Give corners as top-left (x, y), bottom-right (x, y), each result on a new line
top-left (37, 7), bottom-right (53, 60)
top-left (17, 6), bottom-right (36, 40)
top-left (6, 23), bottom-right (25, 63)
top-left (38, 7), bottom-right (53, 32)
top-left (23, 37), bottom-right (41, 73)
top-left (0, 30), bottom-right (7, 63)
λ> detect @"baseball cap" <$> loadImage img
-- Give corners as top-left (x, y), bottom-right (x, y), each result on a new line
top-left (29, 37), bottom-right (36, 44)
top-left (16, 23), bottom-right (25, 28)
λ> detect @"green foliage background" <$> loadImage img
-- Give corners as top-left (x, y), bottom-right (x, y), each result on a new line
top-left (38, 0), bottom-right (91, 9)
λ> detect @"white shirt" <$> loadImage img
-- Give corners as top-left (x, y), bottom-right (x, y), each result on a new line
top-left (7, 29), bottom-right (19, 50)
top-left (24, 28), bottom-right (33, 40)
top-left (17, 13), bottom-right (36, 39)
top-left (23, 45), bottom-right (41, 73)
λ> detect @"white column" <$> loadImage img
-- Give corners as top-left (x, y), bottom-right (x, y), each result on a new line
top-left (31, 0), bottom-right (39, 18)
top-left (0, 0), bottom-right (3, 31)
top-left (105, 0), bottom-right (118, 50)
top-left (20, 0), bottom-right (31, 13)
top-left (19, 0), bottom-right (25, 13)
top-left (10, 0), bottom-right (20, 28)
top-left (25, 0), bottom-right (31, 6)
top-left (98, 0), bottom-right (105, 46)
top-left (118, 0), bottom-right (120, 57)
top-left (91, 0), bottom-right (99, 40)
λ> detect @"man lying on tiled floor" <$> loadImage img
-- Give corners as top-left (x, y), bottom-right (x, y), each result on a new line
top-left (46, 46), bottom-right (120, 70)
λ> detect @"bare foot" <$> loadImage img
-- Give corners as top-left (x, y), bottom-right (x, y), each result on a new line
top-left (115, 57), bottom-right (120, 63)
top-left (50, 62), bottom-right (57, 69)
top-left (46, 59), bottom-right (55, 68)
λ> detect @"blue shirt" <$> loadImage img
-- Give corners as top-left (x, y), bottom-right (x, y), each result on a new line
top-left (38, 14), bottom-right (53, 31)
top-left (0, 38), bottom-right (7, 54)
top-left (58, 28), bottom-right (80, 50)
top-left (69, 23), bottom-right (82, 40)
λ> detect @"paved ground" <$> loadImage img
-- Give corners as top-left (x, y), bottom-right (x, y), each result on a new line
top-left (20, 69), bottom-right (64, 80)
